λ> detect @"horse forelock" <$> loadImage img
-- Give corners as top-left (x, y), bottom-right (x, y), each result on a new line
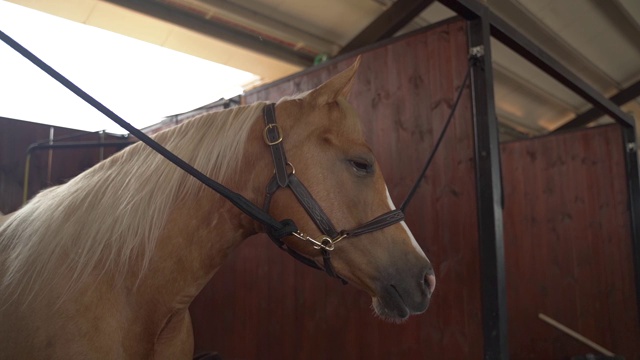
top-left (0, 101), bottom-right (268, 303)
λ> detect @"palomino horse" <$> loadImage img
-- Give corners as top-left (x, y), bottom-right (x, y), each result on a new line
top-left (0, 60), bottom-right (435, 359)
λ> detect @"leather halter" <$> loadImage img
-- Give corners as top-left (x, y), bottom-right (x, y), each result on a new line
top-left (261, 103), bottom-right (405, 281)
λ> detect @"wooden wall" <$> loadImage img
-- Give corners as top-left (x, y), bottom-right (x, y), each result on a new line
top-left (0, 117), bottom-right (129, 213)
top-left (501, 124), bottom-right (640, 359)
top-left (190, 19), bottom-right (484, 359)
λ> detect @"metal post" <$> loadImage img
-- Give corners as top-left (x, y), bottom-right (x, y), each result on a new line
top-left (99, 130), bottom-right (105, 161)
top-left (468, 11), bottom-right (509, 360)
top-left (47, 127), bottom-right (54, 185)
top-left (621, 121), bottom-right (640, 324)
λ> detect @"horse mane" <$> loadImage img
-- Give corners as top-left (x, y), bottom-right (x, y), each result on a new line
top-left (0, 101), bottom-right (267, 302)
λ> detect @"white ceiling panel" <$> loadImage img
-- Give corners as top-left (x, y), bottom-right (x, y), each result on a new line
top-left (514, 0), bottom-right (640, 86)
top-left (494, 66), bottom-right (575, 132)
top-left (227, 0), bottom-right (383, 46)
top-left (491, 39), bottom-right (585, 112)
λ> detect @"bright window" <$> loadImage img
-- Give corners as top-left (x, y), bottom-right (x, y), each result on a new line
top-left (0, 1), bottom-right (259, 133)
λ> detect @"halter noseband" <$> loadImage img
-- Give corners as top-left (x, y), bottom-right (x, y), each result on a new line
top-left (261, 103), bottom-right (405, 282)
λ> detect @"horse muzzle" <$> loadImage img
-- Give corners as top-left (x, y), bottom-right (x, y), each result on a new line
top-left (372, 266), bottom-right (436, 322)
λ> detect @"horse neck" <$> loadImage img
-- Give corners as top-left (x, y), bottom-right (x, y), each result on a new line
top-left (131, 113), bottom-right (274, 312)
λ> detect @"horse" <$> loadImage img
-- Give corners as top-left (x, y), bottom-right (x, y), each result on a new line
top-left (0, 60), bottom-right (435, 359)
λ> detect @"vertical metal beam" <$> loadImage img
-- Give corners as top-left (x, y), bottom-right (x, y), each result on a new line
top-left (468, 10), bottom-right (509, 360)
top-left (621, 122), bottom-right (640, 325)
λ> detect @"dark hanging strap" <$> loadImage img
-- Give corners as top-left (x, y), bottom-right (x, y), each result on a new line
top-left (0, 29), bottom-right (297, 238)
top-left (399, 61), bottom-right (473, 212)
top-left (321, 244), bottom-right (340, 279)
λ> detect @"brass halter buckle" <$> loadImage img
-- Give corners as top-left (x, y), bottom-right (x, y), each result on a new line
top-left (291, 231), bottom-right (348, 251)
top-left (263, 123), bottom-right (283, 145)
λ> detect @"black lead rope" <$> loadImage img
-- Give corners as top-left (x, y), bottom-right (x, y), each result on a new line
top-left (399, 60), bottom-right (473, 212)
top-left (0, 29), bottom-right (297, 236)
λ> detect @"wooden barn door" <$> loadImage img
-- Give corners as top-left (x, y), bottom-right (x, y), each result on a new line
top-left (190, 19), bottom-right (483, 359)
top-left (501, 125), bottom-right (640, 359)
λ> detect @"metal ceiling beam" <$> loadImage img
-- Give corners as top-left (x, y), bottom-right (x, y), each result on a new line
top-left (338, 0), bottom-right (436, 55)
top-left (499, 124), bottom-right (529, 138)
top-left (493, 63), bottom-right (581, 113)
top-left (190, 0), bottom-right (339, 54)
top-left (488, 11), bottom-right (634, 128)
top-left (554, 79), bottom-right (640, 132)
top-left (498, 122), bottom-right (530, 141)
top-left (497, 111), bottom-right (545, 136)
top-left (103, 0), bottom-right (314, 67)
top-left (437, 0), bottom-right (634, 128)
top-left (487, 0), bottom-right (615, 91)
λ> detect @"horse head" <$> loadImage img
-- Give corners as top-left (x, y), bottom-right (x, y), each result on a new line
top-left (264, 59), bottom-right (435, 321)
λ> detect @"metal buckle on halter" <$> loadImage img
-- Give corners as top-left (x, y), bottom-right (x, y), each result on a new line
top-left (263, 123), bottom-right (283, 145)
top-left (276, 162), bottom-right (295, 175)
top-left (291, 231), bottom-right (348, 251)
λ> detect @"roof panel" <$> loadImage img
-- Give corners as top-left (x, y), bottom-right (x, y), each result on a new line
top-left (227, 0), bottom-right (383, 45)
top-left (7, 0), bottom-right (640, 135)
top-left (515, 0), bottom-right (640, 85)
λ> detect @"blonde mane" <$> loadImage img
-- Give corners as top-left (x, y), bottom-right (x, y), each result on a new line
top-left (0, 101), bottom-right (267, 302)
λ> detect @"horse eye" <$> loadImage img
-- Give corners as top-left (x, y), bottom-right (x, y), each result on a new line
top-left (349, 160), bottom-right (373, 174)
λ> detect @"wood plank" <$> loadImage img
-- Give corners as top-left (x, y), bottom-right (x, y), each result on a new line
top-left (501, 125), bottom-right (640, 359)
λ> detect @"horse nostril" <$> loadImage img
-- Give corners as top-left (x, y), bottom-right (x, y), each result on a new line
top-left (424, 274), bottom-right (436, 294)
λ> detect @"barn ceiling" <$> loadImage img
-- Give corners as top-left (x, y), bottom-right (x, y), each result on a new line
top-left (8, 0), bottom-right (640, 141)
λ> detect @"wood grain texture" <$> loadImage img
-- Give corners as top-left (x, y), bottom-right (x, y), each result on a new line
top-left (190, 19), bottom-right (483, 359)
top-left (501, 125), bottom-right (640, 359)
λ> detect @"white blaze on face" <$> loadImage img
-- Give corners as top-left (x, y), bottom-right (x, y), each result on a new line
top-left (385, 187), bottom-right (428, 260)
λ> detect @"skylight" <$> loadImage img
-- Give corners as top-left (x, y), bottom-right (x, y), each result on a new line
top-left (0, 1), bottom-right (259, 134)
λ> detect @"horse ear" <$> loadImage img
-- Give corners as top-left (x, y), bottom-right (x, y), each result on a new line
top-left (307, 56), bottom-right (361, 105)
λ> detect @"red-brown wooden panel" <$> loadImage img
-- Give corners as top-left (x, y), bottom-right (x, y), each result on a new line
top-left (190, 19), bottom-right (484, 359)
top-left (501, 124), bottom-right (640, 359)
top-left (0, 117), bottom-right (129, 213)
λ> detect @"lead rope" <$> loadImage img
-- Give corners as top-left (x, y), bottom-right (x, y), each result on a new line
top-left (399, 58), bottom-right (474, 212)
top-left (0, 29), bottom-right (298, 237)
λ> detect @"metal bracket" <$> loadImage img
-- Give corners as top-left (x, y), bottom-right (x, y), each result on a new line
top-left (469, 45), bottom-right (485, 59)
